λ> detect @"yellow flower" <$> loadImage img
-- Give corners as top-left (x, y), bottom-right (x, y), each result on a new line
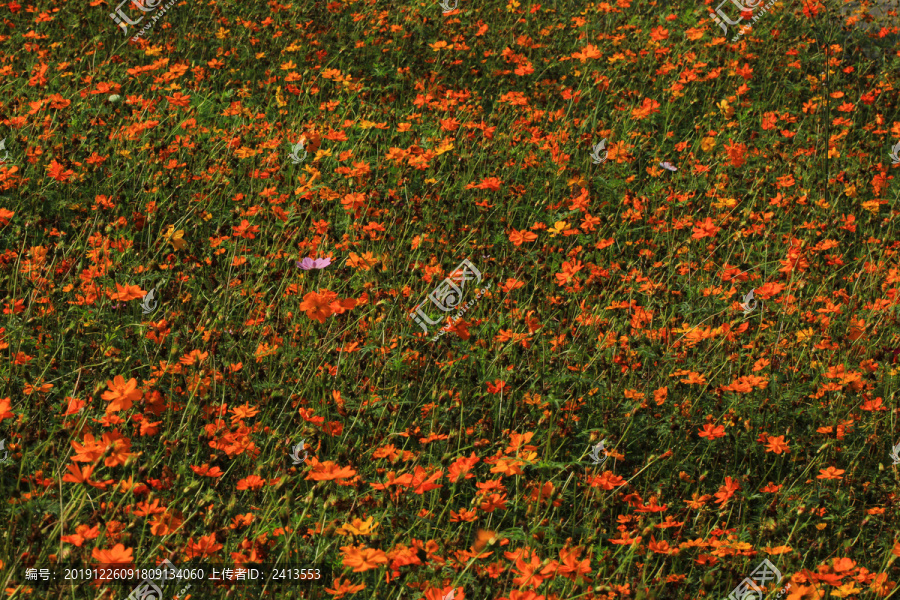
top-left (519, 451), bottom-right (539, 464)
top-left (163, 225), bottom-right (186, 250)
top-left (717, 99), bottom-right (734, 119)
top-left (335, 517), bottom-right (379, 537)
top-left (701, 136), bottom-right (716, 152)
top-left (567, 174), bottom-right (587, 188)
top-left (831, 582), bottom-right (862, 598)
top-left (548, 220), bottom-right (569, 237)
top-left (434, 141), bottom-right (454, 156)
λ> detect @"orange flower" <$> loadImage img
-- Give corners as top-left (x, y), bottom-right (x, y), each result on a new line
top-left (185, 533), bottom-right (223, 559)
top-left (471, 529), bottom-right (498, 553)
top-left (508, 229), bottom-right (538, 246)
top-left (786, 585), bottom-right (824, 599)
top-left (832, 557), bottom-right (856, 572)
top-left (230, 403), bottom-right (260, 424)
top-left (108, 283), bottom-right (147, 302)
top-left (714, 476), bottom-right (740, 505)
top-left (91, 543), bottom-right (133, 565)
top-left (62, 396), bottom-right (85, 416)
top-left (306, 458), bottom-right (358, 482)
top-left (490, 458), bottom-right (525, 476)
top-left (467, 176), bottom-right (502, 191)
top-left (505, 592), bottom-right (545, 600)
top-left (0, 397), bottom-right (13, 422)
top-left (341, 193), bottom-right (367, 213)
top-left (648, 536), bottom-right (672, 554)
top-left (190, 464), bottom-right (224, 478)
top-left (61, 524), bottom-right (100, 548)
top-left (691, 217), bottom-right (721, 239)
top-left (631, 97), bottom-right (661, 120)
top-left (557, 546), bottom-right (592, 581)
top-left (340, 545), bottom-right (388, 572)
top-left (679, 371), bottom-right (707, 385)
top-left (103, 433), bottom-right (133, 467)
top-left (101, 376), bottom-right (142, 413)
top-left (698, 424), bottom-right (726, 440)
top-left (237, 475), bottom-right (267, 490)
top-left (149, 511), bottom-right (183, 535)
top-left (571, 43), bottom-right (601, 62)
top-left (346, 251), bottom-right (378, 270)
top-left (585, 470), bottom-right (627, 490)
top-left (330, 296), bottom-right (357, 315)
top-left (765, 435), bottom-right (790, 454)
top-left (299, 290), bottom-right (338, 323)
top-left (649, 26), bottom-right (669, 41)
top-left (325, 578), bottom-right (366, 598)
top-left (723, 139), bottom-right (747, 168)
top-left (48, 159), bottom-right (74, 182)
top-left (817, 467), bottom-right (845, 480)
top-left (754, 281), bottom-right (785, 299)
top-left (405, 465), bottom-right (443, 494)
top-left (447, 454), bottom-right (479, 482)
top-left (870, 572), bottom-right (896, 596)
top-left (62, 463), bottom-right (99, 487)
top-left (232, 219), bottom-right (259, 239)
top-left (300, 131), bottom-right (322, 154)
top-left (428, 588), bottom-right (465, 600)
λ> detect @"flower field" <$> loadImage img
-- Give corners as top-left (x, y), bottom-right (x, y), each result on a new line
top-left (0, 0), bottom-right (899, 598)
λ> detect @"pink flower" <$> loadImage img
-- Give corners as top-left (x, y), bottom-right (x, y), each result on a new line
top-left (298, 257), bottom-right (332, 270)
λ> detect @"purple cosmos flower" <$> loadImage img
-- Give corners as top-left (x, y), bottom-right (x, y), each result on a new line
top-left (297, 257), bottom-right (332, 270)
